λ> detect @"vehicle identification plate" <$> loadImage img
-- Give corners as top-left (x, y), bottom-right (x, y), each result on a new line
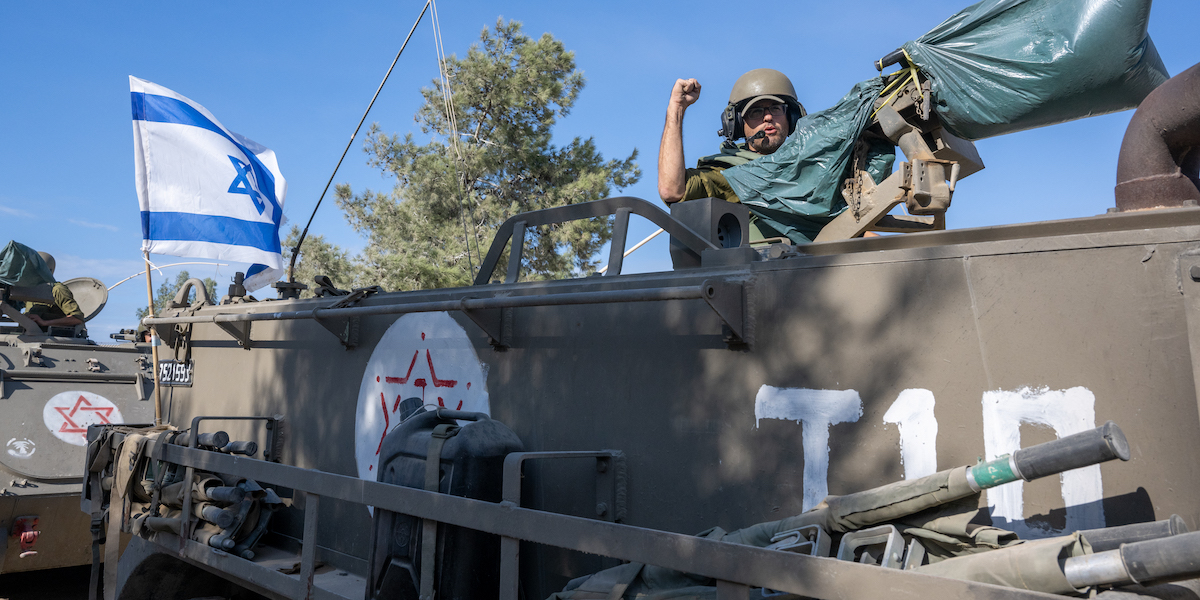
top-left (158, 359), bottom-right (194, 386)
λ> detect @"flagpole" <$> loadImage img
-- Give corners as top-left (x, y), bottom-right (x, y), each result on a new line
top-left (143, 251), bottom-right (164, 426)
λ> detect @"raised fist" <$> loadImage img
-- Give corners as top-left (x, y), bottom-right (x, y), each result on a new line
top-left (671, 78), bottom-right (701, 108)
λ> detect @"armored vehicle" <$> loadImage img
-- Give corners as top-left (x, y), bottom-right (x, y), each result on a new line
top-left (86, 0), bottom-right (1200, 594)
top-left (81, 50), bottom-right (1200, 600)
top-left (0, 269), bottom-right (154, 575)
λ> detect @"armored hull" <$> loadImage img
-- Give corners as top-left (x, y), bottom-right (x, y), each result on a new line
top-left (115, 205), bottom-right (1200, 599)
top-left (0, 333), bottom-right (153, 574)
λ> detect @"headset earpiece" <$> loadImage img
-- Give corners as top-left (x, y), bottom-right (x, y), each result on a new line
top-left (722, 99), bottom-right (806, 142)
top-left (788, 101), bottom-right (807, 134)
top-left (720, 103), bottom-right (744, 143)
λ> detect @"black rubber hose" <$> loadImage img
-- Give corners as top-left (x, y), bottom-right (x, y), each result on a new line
top-left (199, 504), bottom-right (236, 529)
top-left (203, 486), bottom-right (247, 504)
top-left (222, 441), bottom-right (258, 456)
top-left (173, 431), bottom-right (230, 449)
top-left (197, 432), bottom-right (230, 449)
top-left (1013, 421), bottom-right (1129, 481)
top-left (1122, 531), bottom-right (1200, 585)
top-left (1082, 516), bottom-right (1189, 553)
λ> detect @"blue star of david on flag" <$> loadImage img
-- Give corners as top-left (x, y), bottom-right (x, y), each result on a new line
top-left (227, 155), bottom-right (266, 214)
top-left (131, 76), bottom-right (287, 292)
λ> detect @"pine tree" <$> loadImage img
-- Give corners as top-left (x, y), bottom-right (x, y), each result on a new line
top-left (333, 19), bottom-right (639, 291)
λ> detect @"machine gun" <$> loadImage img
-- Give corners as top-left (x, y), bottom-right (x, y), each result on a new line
top-left (815, 52), bottom-right (985, 242)
top-left (0, 277), bottom-right (107, 338)
top-left (0, 282), bottom-right (56, 335)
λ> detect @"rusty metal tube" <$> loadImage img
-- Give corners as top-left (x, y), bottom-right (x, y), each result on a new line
top-left (1115, 62), bottom-right (1200, 211)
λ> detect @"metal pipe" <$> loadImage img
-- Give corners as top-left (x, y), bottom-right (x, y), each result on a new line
top-left (143, 251), bottom-right (163, 425)
top-left (143, 285), bottom-right (706, 327)
top-left (1065, 552), bottom-right (1132, 588)
top-left (0, 370), bottom-right (138, 383)
top-left (1066, 531), bottom-right (1200, 588)
top-left (1115, 62), bottom-right (1200, 211)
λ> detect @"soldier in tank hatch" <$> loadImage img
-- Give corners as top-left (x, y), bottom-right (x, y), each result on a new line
top-left (657, 68), bottom-right (806, 206)
top-left (23, 251), bottom-right (85, 330)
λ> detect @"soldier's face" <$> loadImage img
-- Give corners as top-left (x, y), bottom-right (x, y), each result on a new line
top-left (743, 100), bottom-right (788, 155)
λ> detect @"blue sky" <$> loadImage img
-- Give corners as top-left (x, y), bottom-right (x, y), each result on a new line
top-left (1, 0), bottom-right (1195, 342)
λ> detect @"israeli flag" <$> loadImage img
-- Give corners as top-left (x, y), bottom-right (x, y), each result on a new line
top-left (131, 76), bottom-right (286, 292)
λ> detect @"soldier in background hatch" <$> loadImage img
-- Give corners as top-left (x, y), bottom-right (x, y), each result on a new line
top-left (24, 251), bottom-right (85, 330)
top-left (657, 68), bottom-right (806, 206)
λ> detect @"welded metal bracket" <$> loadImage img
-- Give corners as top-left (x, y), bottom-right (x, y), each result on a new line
top-left (215, 321), bottom-right (253, 350)
top-left (20, 346), bottom-right (42, 368)
top-left (314, 315), bottom-right (359, 349)
top-left (1176, 251), bottom-right (1200, 420)
top-left (460, 299), bottom-right (511, 350)
top-left (135, 372), bottom-right (147, 402)
top-left (0, 302), bottom-right (40, 335)
top-left (766, 525), bottom-right (831, 557)
top-left (499, 450), bottom-right (627, 600)
top-left (501, 450), bottom-right (627, 521)
top-left (836, 524), bottom-right (905, 568)
top-left (701, 279), bottom-right (749, 348)
top-left (313, 286), bottom-right (384, 349)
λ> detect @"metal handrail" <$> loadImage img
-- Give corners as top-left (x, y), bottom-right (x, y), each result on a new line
top-left (150, 441), bottom-right (1059, 600)
top-left (142, 285), bottom-right (706, 327)
top-left (472, 196), bottom-right (717, 285)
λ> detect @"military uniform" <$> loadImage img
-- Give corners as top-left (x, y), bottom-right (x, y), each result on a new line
top-left (680, 144), bottom-right (757, 204)
top-left (680, 143), bottom-right (809, 243)
top-left (25, 282), bottom-right (84, 321)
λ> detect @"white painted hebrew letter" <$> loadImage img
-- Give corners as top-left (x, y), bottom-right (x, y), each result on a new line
top-left (982, 386), bottom-right (1104, 537)
top-left (755, 386), bottom-right (863, 511)
top-left (883, 389), bottom-right (939, 480)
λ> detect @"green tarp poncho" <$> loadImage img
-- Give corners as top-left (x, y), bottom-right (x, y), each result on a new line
top-left (0, 241), bottom-right (55, 287)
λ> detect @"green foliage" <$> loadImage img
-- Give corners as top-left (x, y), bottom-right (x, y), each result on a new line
top-left (335, 18), bottom-right (639, 291)
top-left (282, 225), bottom-right (360, 299)
top-left (135, 270), bottom-right (217, 320)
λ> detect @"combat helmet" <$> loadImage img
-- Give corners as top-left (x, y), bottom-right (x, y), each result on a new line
top-left (719, 68), bottom-right (807, 142)
top-left (37, 251), bottom-right (56, 275)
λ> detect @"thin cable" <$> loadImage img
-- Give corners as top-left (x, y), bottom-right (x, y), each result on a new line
top-left (108, 261), bottom-right (229, 291)
top-left (597, 228), bottom-right (664, 274)
top-left (286, 0), bottom-right (432, 282)
top-left (431, 0), bottom-right (482, 280)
